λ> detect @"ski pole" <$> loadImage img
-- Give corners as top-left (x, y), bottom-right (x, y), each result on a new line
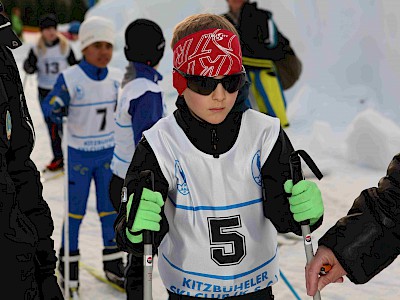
top-left (289, 150), bottom-right (328, 300)
top-left (62, 116), bottom-right (70, 299)
top-left (140, 170), bottom-right (155, 300)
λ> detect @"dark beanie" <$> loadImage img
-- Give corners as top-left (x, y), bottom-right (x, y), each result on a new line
top-left (39, 13), bottom-right (58, 30)
top-left (124, 19), bottom-right (165, 67)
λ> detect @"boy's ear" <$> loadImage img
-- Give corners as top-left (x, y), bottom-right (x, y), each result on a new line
top-left (124, 45), bottom-right (129, 60)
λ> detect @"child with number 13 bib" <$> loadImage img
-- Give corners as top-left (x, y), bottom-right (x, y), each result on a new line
top-left (115, 13), bottom-right (324, 299)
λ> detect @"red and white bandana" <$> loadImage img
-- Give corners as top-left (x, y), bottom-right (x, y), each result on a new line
top-left (173, 28), bottom-right (242, 95)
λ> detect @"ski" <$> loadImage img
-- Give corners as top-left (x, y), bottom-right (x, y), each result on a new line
top-left (79, 261), bottom-right (125, 293)
top-left (55, 269), bottom-right (80, 300)
top-left (40, 169), bottom-right (64, 183)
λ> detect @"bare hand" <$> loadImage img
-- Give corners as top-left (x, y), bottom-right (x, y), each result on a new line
top-left (305, 245), bottom-right (347, 296)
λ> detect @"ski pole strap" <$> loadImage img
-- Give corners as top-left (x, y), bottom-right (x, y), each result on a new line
top-left (290, 150), bottom-right (323, 181)
top-left (289, 149), bottom-right (323, 226)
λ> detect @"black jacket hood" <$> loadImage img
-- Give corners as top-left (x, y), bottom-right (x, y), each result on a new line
top-left (0, 14), bottom-right (22, 49)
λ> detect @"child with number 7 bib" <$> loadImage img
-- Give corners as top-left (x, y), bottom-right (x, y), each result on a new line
top-left (42, 16), bottom-right (125, 294)
top-left (115, 13), bottom-right (324, 299)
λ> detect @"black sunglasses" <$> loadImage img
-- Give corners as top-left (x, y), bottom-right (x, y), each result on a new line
top-left (174, 67), bottom-right (246, 96)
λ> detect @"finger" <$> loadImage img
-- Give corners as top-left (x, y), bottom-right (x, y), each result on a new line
top-left (317, 271), bottom-right (341, 291)
top-left (289, 197), bottom-right (313, 213)
top-left (306, 264), bottom-right (320, 296)
top-left (334, 277), bottom-right (344, 284)
top-left (134, 219), bottom-right (160, 232)
top-left (284, 180), bottom-right (293, 193)
top-left (293, 208), bottom-right (324, 223)
top-left (139, 210), bottom-right (162, 223)
top-left (292, 180), bottom-right (314, 196)
top-left (139, 200), bottom-right (162, 214)
top-left (142, 188), bottom-right (164, 207)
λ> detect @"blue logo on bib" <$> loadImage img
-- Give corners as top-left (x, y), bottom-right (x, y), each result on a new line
top-left (251, 150), bottom-right (262, 186)
top-left (75, 85), bottom-right (84, 100)
top-left (175, 160), bottom-right (189, 195)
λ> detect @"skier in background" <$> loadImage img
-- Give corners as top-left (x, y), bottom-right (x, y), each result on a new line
top-left (42, 16), bottom-right (124, 294)
top-left (109, 18), bottom-right (166, 298)
top-left (223, 0), bottom-right (302, 128)
top-left (10, 6), bottom-right (23, 39)
top-left (0, 2), bottom-right (63, 298)
top-left (23, 13), bottom-right (77, 174)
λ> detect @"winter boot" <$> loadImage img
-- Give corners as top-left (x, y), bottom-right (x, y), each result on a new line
top-left (103, 248), bottom-right (125, 288)
top-left (58, 249), bottom-right (80, 296)
top-left (46, 157), bottom-right (64, 172)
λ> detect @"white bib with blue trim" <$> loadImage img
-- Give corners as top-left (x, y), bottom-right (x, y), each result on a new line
top-left (144, 109), bottom-right (281, 298)
top-left (111, 78), bottom-right (163, 178)
top-left (63, 65), bottom-right (119, 151)
top-left (35, 45), bottom-right (70, 90)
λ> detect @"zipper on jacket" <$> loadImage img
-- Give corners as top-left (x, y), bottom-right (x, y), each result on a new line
top-left (211, 128), bottom-right (219, 158)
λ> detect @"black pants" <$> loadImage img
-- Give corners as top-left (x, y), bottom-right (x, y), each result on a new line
top-left (109, 173), bottom-right (124, 211)
top-left (168, 287), bottom-right (274, 300)
top-left (125, 253), bottom-right (145, 299)
top-left (39, 87), bottom-right (63, 161)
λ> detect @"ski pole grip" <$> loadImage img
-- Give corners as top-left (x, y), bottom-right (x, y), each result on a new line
top-left (290, 150), bottom-right (313, 227)
top-left (143, 231), bottom-right (153, 244)
top-left (140, 170), bottom-right (155, 246)
top-left (290, 153), bottom-right (304, 185)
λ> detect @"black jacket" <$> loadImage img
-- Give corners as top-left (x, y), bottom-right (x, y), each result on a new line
top-left (319, 153), bottom-right (400, 284)
top-left (0, 13), bottom-right (62, 299)
top-left (115, 83), bottom-right (322, 256)
top-left (223, 2), bottom-right (293, 62)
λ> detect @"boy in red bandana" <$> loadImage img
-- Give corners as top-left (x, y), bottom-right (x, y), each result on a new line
top-left (115, 13), bottom-right (324, 299)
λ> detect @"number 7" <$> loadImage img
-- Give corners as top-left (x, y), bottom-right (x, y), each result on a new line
top-left (96, 108), bottom-right (107, 131)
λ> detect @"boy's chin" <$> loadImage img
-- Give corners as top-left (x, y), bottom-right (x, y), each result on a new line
top-left (204, 114), bottom-right (228, 125)
top-left (94, 60), bottom-right (110, 68)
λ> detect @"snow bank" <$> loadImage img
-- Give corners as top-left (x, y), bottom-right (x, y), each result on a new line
top-left (345, 108), bottom-right (400, 170)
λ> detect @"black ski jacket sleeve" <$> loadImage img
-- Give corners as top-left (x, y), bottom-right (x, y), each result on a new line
top-left (114, 138), bottom-right (169, 256)
top-left (223, 2), bottom-right (292, 62)
top-left (0, 16), bottom-right (62, 297)
top-left (319, 153), bottom-right (400, 284)
top-left (1, 44), bottom-right (59, 277)
top-left (262, 128), bottom-right (322, 235)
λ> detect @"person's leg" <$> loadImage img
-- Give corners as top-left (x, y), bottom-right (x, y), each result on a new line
top-left (93, 148), bottom-right (125, 287)
top-left (247, 67), bottom-right (289, 127)
top-left (125, 253), bottom-right (144, 299)
top-left (109, 173), bottom-right (124, 212)
top-left (59, 147), bottom-right (93, 291)
top-left (38, 88), bottom-right (63, 169)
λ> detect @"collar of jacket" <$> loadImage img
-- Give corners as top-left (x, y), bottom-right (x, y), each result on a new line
top-left (121, 61), bottom-right (163, 88)
top-left (79, 58), bottom-right (108, 81)
top-left (173, 85), bottom-right (250, 157)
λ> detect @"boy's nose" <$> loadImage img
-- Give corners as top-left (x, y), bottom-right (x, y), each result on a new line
top-left (212, 83), bottom-right (226, 101)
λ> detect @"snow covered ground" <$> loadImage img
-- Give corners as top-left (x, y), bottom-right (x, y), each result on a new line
top-left (11, 0), bottom-right (400, 299)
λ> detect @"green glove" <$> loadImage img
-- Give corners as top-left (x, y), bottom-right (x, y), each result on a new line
top-left (125, 188), bottom-right (164, 244)
top-left (284, 179), bottom-right (324, 225)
